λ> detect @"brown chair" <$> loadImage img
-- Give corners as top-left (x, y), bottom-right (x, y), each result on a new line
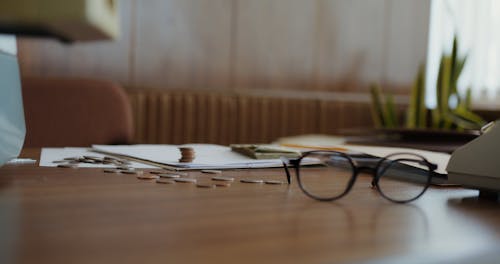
top-left (22, 77), bottom-right (134, 147)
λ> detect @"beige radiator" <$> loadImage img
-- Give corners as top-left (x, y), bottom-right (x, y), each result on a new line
top-left (128, 90), bottom-right (375, 145)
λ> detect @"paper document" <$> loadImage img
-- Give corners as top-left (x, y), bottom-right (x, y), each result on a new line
top-left (342, 145), bottom-right (450, 175)
top-left (92, 144), bottom-right (297, 170)
top-left (40, 147), bottom-right (157, 168)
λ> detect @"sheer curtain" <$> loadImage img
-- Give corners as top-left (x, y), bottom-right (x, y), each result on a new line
top-left (426, 0), bottom-right (500, 109)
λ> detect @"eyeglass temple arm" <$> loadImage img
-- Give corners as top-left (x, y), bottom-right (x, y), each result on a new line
top-left (280, 157), bottom-right (296, 184)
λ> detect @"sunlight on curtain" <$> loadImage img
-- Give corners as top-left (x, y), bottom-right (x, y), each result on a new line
top-left (426, 0), bottom-right (500, 109)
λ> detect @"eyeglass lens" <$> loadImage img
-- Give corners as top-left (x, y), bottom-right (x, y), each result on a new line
top-left (298, 152), bottom-right (354, 200)
top-left (376, 154), bottom-right (431, 202)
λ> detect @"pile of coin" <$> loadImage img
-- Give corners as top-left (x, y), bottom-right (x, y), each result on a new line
top-left (178, 147), bottom-right (195, 163)
top-left (54, 155), bottom-right (141, 174)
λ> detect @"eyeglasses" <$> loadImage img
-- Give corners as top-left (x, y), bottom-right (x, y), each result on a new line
top-left (281, 151), bottom-right (439, 203)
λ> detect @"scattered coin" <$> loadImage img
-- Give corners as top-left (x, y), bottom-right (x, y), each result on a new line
top-left (264, 180), bottom-right (284, 185)
top-left (174, 178), bottom-right (197, 183)
top-left (103, 168), bottom-right (121, 173)
top-left (137, 175), bottom-right (159, 180)
top-left (201, 170), bottom-right (222, 174)
top-left (158, 173), bottom-right (181, 179)
top-left (156, 178), bottom-right (175, 184)
top-left (211, 176), bottom-right (234, 182)
top-left (121, 170), bottom-right (143, 175)
top-left (214, 182), bottom-right (231, 187)
top-left (52, 160), bottom-right (68, 164)
top-left (57, 164), bottom-right (77, 169)
top-left (240, 179), bottom-right (264, 184)
top-left (196, 183), bottom-right (215, 188)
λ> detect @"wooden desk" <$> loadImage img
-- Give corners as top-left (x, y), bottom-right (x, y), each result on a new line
top-left (1, 149), bottom-right (500, 264)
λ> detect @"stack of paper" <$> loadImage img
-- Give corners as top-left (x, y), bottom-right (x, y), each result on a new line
top-left (91, 144), bottom-right (291, 170)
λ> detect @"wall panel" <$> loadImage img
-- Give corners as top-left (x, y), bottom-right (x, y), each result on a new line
top-left (17, 0), bottom-right (431, 92)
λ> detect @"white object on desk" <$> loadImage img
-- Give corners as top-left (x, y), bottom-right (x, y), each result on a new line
top-left (447, 120), bottom-right (500, 192)
top-left (92, 144), bottom-right (301, 170)
top-left (40, 147), bottom-right (156, 169)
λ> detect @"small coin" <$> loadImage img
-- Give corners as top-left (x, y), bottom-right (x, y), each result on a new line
top-left (57, 164), bottom-right (77, 168)
top-left (240, 179), bottom-right (264, 184)
top-left (201, 170), bottom-right (222, 174)
top-left (149, 170), bottom-right (166, 174)
top-left (83, 155), bottom-right (102, 161)
top-left (174, 178), bottom-right (197, 183)
top-left (196, 183), bottom-right (215, 188)
top-left (52, 160), bottom-right (67, 164)
top-left (264, 180), bottom-right (284, 185)
top-left (137, 175), bottom-right (159, 180)
top-left (179, 147), bottom-right (194, 151)
top-left (103, 168), bottom-right (121, 173)
top-left (158, 173), bottom-right (181, 179)
top-left (121, 170), bottom-right (143, 175)
top-left (156, 178), bottom-right (175, 184)
top-left (214, 182), bottom-right (231, 187)
top-left (81, 159), bottom-right (98, 164)
top-left (211, 176), bottom-right (234, 182)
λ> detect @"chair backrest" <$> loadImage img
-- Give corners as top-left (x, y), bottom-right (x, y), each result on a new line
top-left (22, 77), bottom-right (134, 147)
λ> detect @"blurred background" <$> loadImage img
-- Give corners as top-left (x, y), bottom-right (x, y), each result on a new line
top-left (14, 0), bottom-right (497, 146)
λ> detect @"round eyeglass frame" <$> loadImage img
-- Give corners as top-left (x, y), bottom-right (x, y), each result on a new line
top-left (281, 151), bottom-right (438, 203)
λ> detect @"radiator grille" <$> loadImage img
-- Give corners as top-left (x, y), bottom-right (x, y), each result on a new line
top-left (128, 90), bottom-right (374, 145)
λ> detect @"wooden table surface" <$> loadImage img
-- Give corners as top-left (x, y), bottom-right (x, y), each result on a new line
top-left (1, 149), bottom-right (500, 264)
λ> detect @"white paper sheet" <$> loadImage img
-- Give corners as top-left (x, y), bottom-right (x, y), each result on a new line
top-left (40, 147), bottom-right (157, 168)
top-left (91, 144), bottom-right (291, 170)
top-left (342, 145), bottom-right (450, 175)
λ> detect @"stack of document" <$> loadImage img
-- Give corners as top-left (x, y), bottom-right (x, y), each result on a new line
top-left (91, 144), bottom-right (291, 170)
top-left (40, 144), bottom-right (298, 170)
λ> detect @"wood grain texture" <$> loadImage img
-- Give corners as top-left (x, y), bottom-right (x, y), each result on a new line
top-left (132, 0), bottom-right (233, 90)
top-left (314, 0), bottom-right (388, 91)
top-left (1, 149), bottom-right (499, 264)
top-left (17, 0), bottom-right (133, 84)
top-left (17, 0), bottom-right (431, 92)
top-left (232, 0), bottom-right (317, 90)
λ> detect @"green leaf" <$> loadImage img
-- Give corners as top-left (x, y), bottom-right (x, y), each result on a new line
top-left (384, 94), bottom-right (397, 128)
top-left (370, 84), bottom-right (385, 128)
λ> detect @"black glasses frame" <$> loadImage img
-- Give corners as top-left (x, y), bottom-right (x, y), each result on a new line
top-left (281, 150), bottom-right (439, 203)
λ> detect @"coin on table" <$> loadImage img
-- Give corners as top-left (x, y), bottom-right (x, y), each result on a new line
top-left (57, 164), bottom-right (77, 169)
top-left (63, 157), bottom-right (80, 161)
top-left (103, 168), bottom-right (121, 173)
top-left (264, 180), bottom-right (284, 185)
top-left (211, 176), bottom-right (234, 182)
top-left (158, 173), bottom-right (181, 179)
top-left (214, 182), bottom-right (231, 187)
top-left (174, 178), bottom-right (197, 183)
top-left (201, 170), bottom-right (222, 174)
top-left (137, 175), bottom-right (159, 180)
top-left (156, 178), bottom-right (175, 184)
top-left (240, 179), bottom-right (264, 184)
top-left (122, 170), bottom-right (143, 175)
top-left (149, 170), bottom-right (166, 174)
top-left (196, 183), bottom-right (215, 188)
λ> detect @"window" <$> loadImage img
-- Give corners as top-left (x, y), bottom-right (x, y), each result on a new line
top-left (426, 0), bottom-right (500, 109)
